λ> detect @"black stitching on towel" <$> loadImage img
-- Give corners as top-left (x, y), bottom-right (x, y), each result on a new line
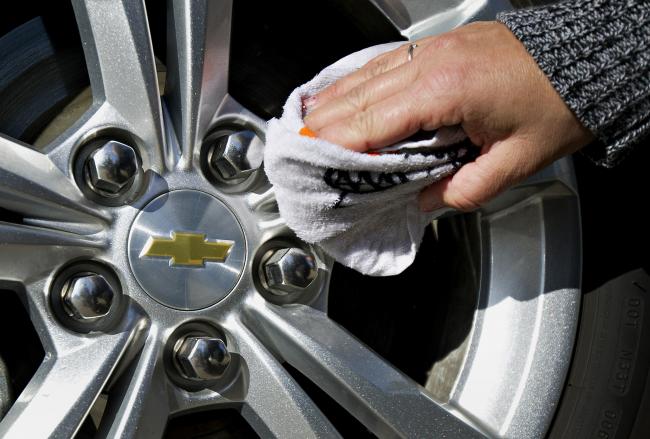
top-left (323, 143), bottom-right (479, 209)
top-left (324, 168), bottom-right (409, 194)
top-left (401, 139), bottom-right (474, 158)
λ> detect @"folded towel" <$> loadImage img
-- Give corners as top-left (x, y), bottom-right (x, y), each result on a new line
top-left (264, 42), bottom-right (476, 276)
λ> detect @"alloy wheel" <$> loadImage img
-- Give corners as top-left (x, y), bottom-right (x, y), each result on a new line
top-left (0, 1), bottom-right (581, 438)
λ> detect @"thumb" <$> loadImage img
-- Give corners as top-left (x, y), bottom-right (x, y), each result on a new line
top-left (418, 138), bottom-right (540, 212)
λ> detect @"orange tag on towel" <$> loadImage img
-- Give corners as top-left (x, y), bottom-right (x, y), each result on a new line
top-left (299, 126), bottom-right (317, 138)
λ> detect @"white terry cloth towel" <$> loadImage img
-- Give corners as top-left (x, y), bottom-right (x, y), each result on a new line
top-left (264, 41), bottom-right (477, 276)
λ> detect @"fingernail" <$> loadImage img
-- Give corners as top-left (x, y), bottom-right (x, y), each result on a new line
top-left (301, 96), bottom-right (318, 117)
top-left (304, 95), bottom-right (317, 108)
top-left (299, 126), bottom-right (317, 138)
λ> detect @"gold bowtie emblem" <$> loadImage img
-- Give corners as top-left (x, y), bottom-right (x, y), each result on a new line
top-left (140, 232), bottom-right (234, 267)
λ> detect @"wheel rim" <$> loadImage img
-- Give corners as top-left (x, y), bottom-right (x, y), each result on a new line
top-left (0, 1), bottom-right (581, 438)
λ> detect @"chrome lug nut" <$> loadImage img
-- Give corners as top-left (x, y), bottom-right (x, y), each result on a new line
top-left (174, 336), bottom-right (231, 380)
top-left (263, 247), bottom-right (317, 295)
top-left (209, 130), bottom-right (264, 180)
top-left (85, 140), bottom-right (138, 195)
top-left (61, 274), bottom-right (114, 320)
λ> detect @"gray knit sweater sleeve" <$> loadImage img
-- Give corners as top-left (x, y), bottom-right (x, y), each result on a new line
top-left (497, 0), bottom-right (650, 168)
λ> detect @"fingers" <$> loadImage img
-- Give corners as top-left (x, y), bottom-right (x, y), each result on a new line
top-left (316, 92), bottom-right (418, 151)
top-left (418, 163), bottom-right (491, 212)
top-left (418, 139), bottom-right (536, 212)
top-left (307, 41), bottom-right (427, 111)
top-left (315, 83), bottom-right (450, 151)
top-left (304, 40), bottom-right (467, 151)
top-left (304, 59), bottom-right (421, 132)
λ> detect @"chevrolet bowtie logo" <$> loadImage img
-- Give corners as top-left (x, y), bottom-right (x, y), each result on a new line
top-left (140, 232), bottom-right (234, 267)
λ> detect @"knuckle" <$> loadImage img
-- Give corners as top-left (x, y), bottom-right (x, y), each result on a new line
top-left (423, 64), bottom-right (468, 92)
top-left (415, 64), bottom-right (469, 116)
top-left (344, 85), bottom-right (369, 112)
top-left (396, 93), bottom-right (422, 132)
top-left (373, 51), bottom-right (393, 65)
top-left (430, 33), bottom-right (463, 51)
top-left (366, 57), bottom-right (389, 77)
top-left (325, 80), bottom-right (344, 100)
top-left (349, 111), bottom-right (375, 147)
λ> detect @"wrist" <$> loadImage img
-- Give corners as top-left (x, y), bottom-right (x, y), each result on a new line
top-left (497, 0), bottom-right (650, 167)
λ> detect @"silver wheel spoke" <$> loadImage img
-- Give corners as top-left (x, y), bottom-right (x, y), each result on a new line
top-left (247, 186), bottom-right (277, 213)
top-left (166, 0), bottom-right (232, 167)
top-left (72, 0), bottom-right (166, 171)
top-left (248, 187), bottom-right (289, 236)
top-left (0, 222), bottom-right (103, 248)
top-left (0, 222), bottom-right (104, 282)
top-left (245, 300), bottom-right (486, 438)
top-left (229, 319), bottom-right (340, 438)
top-left (97, 331), bottom-right (169, 439)
top-left (0, 134), bottom-right (107, 223)
top-left (0, 307), bottom-right (148, 439)
top-left (214, 94), bottom-right (267, 133)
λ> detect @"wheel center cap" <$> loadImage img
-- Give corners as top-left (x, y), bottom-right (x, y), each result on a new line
top-left (128, 190), bottom-right (246, 310)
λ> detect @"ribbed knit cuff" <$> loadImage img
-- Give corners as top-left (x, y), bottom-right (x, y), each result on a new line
top-left (497, 0), bottom-right (650, 168)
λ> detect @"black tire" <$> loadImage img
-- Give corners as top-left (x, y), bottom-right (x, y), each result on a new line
top-left (549, 269), bottom-right (650, 439)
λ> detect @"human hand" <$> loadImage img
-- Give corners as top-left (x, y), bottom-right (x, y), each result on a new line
top-left (303, 22), bottom-right (594, 212)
